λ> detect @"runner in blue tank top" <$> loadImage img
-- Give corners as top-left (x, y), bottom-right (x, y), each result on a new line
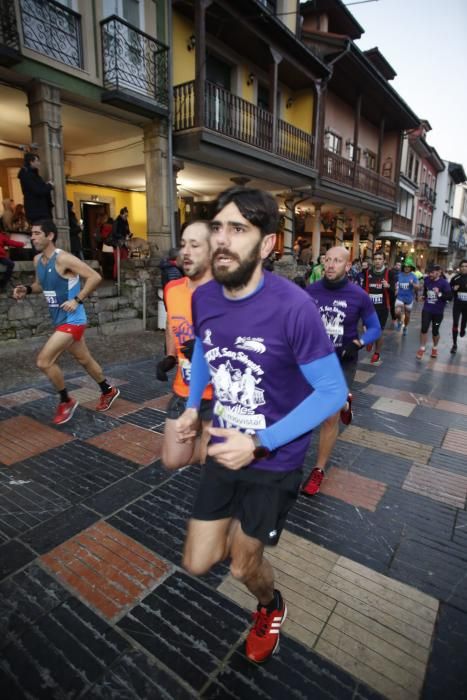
top-left (13, 219), bottom-right (120, 424)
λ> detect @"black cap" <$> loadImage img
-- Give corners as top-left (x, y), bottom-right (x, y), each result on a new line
top-left (428, 263), bottom-right (441, 272)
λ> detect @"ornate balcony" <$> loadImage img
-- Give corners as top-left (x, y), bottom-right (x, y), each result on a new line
top-left (100, 15), bottom-right (169, 116)
top-left (414, 223), bottom-right (432, 241)
top-left (19, 0), bottom-right (83, 69)
top-left (173, 80), bottom-right (313, 167)
top-left (322, 149), bottom-right (397, 202)
top-left (418, 182), bottom-right (436, 205)
top-left (0, 0), bottom-right (21, 65)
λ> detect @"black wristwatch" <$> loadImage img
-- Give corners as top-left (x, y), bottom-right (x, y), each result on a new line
top-left (252, 433), bottom-right (270, 460)
top-left (74, 296), bottom-right (83, 304)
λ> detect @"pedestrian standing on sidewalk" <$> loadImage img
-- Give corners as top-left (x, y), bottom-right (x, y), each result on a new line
top-left (18, 152), bottom-right (54, 224)
top-left (416, 264), bottom-right (452, 360)
top-left (394, 257), bottom-right (419, 335)
top-left (0, 231), bottom-right (25, 292)
top-left (358, 251), bottom-right (396, 365)
top-left (449, 258), bottom-right (467, 354)
top-left (158, 221), bottom-right (213, 469)
top-left (175, 187), bottom-right (347, 664)
top-left (12, 219), bottom-right (120, 424)
top-left (301, 246), bottom-right (381, 496)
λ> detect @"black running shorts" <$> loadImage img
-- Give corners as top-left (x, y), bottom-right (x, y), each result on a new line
top-left (166, 394), bottom-right (213, 421)
top-left (421, 310), bottom-right (444, 336)
top-left (191, 458), bottom-right (303, 546)
top-left (375, 306), bottom-right (389, 330)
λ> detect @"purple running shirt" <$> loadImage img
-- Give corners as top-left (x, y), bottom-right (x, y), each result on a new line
top-left (423, 276), bottom-right (452, 314)
top-left (192, 271), bottom-right (334, 472)
top-left (307, 279), bottom-right (375, 357)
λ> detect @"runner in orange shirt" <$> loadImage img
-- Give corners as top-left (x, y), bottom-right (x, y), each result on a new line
top-left (157, 221), bottom-right (213, 469)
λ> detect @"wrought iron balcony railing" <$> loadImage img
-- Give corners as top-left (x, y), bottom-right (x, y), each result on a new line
top-left (101, 15), bottom-right (169, 109)
top-left (173, 80), bottom-right (313, 167)
top-left (322, 149), bottom-right (397, 201)
top-left (0, 0), bottom-right (20, 52)
top-left (419, 182), bottom-right (436, 205)
top-left (415, 223), bottom-right (432, 241)
top-left (19, 0), bottom-right (83, 69)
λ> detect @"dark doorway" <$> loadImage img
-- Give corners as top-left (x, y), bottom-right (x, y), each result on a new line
top-left (80, 202), bottom-right (110, 260)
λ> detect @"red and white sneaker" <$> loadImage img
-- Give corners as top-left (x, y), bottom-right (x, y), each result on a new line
top-left (96, 386), bottom-right (120, 411)
top-left (301, 468), bottom-right (324, 496)
top-left (340, 393), bottom-right (353, 425)
top-left (53, 398), bottom-right (79, 425)
top-left (370, 352), bottom-right (380, 364)
top-left (430, 347), bottom-right (438, 359)
top-left (245, 590), bottom-right (287, 663)
top-left (416, 347), bottom-right (425, 360)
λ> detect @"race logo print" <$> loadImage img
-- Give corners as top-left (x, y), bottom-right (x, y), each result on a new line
top-left (205, 344), bottom-right (267, 432)
top-left (235, 336), bottom-right (266, 354)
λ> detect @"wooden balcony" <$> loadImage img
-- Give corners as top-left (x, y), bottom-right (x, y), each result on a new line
top-left (322, 149), bottom-right (397, 202)
top-left (393, 213), bottom-right (413, 235)
top-left (173, 80), bottom-right (314, 168)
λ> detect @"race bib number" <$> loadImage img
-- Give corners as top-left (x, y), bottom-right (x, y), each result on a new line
top-left (370, 293), bottom-right (383, 305)
top-left (43, 290), bottom-right (59, 308)
top-left (458, 292), bottom-right (467, 302)
top-left (426, 290), bottom-right (437, 304)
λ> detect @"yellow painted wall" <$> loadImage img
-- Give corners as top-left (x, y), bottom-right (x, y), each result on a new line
top-left (65, 183), bottom-right (147, 238)
top-left (282, 90), bottom-right (314, 133)
top-left (173, 13), bottom-right (195, 85)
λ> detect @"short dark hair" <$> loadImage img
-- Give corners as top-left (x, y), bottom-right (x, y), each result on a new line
top-left (120, 207), bottom-right (128, 216)
top-left (24, 152), bottom-right (39, 167)
top-left (213, 187), bottom-right (279, 236)
top-left (460, 259), bottom-right (467, 265)
top-left (35, 219), bottom-right (58, 242)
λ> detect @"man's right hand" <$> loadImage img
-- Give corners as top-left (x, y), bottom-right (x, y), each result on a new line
top-left (156, 355), bottom-right (177, 381)
top-left (175, 408), bottom-right (199, 443)
top-left (13, 285), bottom-right (27, 300)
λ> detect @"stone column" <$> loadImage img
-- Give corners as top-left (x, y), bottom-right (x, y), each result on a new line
top-left (352, 216), bottom-right (360, 260)
top-left (27, 80), bottom-right (69, 250)
top-left (143, 120), bottom-right (171, 255)
top-left (312, 203), bottom-right (322, 262)
top-left (335, 210), bottom-right (345, 246)
top-left (282, 196), bottom-right (296, 263)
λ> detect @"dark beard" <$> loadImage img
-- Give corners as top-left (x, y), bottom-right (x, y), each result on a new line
top-left (211, 241), bottom-right (261, 291)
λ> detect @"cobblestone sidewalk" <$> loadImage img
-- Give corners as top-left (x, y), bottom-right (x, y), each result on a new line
top-left (0, 311), bottom-right (466, 698)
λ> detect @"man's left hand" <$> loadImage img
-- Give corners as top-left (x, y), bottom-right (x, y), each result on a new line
top-left (207, 427), bottom-right (254, 470)
top-left (60, 299), bottom-right (79, 312)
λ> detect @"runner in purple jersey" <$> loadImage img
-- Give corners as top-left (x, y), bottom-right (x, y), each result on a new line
top-left (175, 187), bottom-right (347, 665)
top-left (416, 264), bottom-right (452, 360)
top-left (301, 246), bottom-right (381, 496)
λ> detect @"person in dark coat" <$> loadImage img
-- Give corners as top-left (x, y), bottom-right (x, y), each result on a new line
top-left (67, 201), bottom-right (84, 259)
top-left (18, 153), bottom-right (54, 224)
top-left (111, 207), bottom-right (132, 279)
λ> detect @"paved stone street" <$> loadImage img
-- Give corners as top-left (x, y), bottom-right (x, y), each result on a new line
top-left (0, 308), bottom-right (466, 699)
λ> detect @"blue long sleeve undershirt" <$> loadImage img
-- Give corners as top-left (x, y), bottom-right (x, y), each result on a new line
top-left (359, 311), bottom-right (382, 346)
top-left (187, 339), bottom-right (348, 452)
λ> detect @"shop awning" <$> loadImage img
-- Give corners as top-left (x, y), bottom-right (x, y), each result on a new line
top-left (376, 232), bottom-right (413, 242)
